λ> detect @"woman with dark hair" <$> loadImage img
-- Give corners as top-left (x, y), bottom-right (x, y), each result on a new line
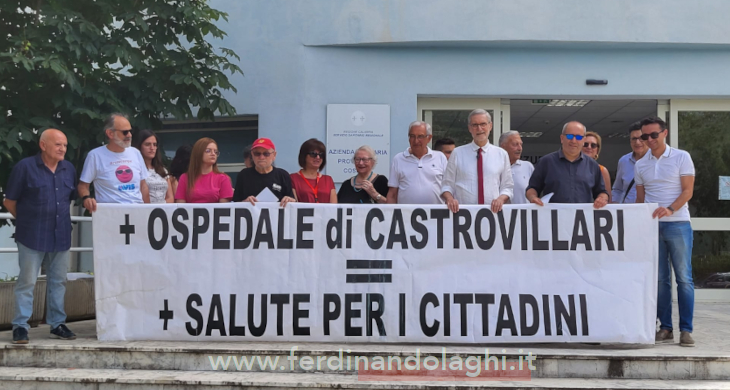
top-left (174, 138), bottom-right (233, 203)
top-left (242, 145), bottom-right (254, 169)
top-left (290, 138), bottom-right (337, 203)
top-left (134, 130), bottom-right (173, 203)
top-left (169, 144), bottom-right (192, 197)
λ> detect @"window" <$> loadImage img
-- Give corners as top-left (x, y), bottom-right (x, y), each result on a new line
top-left (157, 115), bottom-right (258, 186)
top-left (677, 111), bottom-right (730, 218)
top-left (427, 110), bottom-right (496, 146)
top-left (693, 231), bottom-right (730, 289)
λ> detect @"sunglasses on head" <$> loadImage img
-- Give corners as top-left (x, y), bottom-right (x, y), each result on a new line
top-left (583, 142), bottom-right (598, 149)
top-left (564, 134), bottom-right (584, 140)
top-left (307, 151), bottom-right (325, 158)
top-left (253, 151), bottom-right (273, 157)
top-left (640, 131), bottom-right (663, 141)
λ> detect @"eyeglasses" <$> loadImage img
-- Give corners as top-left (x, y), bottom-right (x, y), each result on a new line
top-left (408, 134), bottom-right (428, 141)
top-left (253, 151), bottom-right (273, 157)
top-left (307, 151), bottom-right (325, 158)
top-left (630, 137), bottom-right (643, 143)
top-left (640, 131), bottom-right (663, 141)
top-left (583, 142), bottom-right (599, 149)
top-left (564, 134), bottom-right (585, 141)
top-left (116, 129), bottom-right (132, 136)
top-left (205, 149), bottom-right (220, 156)
top-left (115, 168), bottom-right (132, 175)
top-left (469, 122), bottom-right (491, 129)
top-left (354, 157), bottom-right (373, 163)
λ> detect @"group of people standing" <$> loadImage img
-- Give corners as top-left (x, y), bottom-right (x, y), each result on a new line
top-left (5, 111), bottom-right (696, 348)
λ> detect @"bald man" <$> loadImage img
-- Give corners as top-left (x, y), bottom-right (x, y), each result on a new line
top-left (526, 121), bottom-right (608, 208)
top-left (4, 129), bottom-right (78, 344)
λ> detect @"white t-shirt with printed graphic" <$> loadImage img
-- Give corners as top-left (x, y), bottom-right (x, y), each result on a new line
top-left (80, 145), bottom-right (149, 204)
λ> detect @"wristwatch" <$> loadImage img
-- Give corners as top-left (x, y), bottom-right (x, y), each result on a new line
top-left (667, 206), bottom-right (675, 213)
top-left (81, 195), bottom-right (93, 201)
top-left (375, 194), bottom-right (382, 202)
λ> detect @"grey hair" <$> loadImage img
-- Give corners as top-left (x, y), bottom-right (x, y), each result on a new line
top-left (498, 130), bottom-right (521, 146)
top-left (354, 145), bottom-right (377, 165)
top-left (561, 121), bottom-right (586, 135)
top-left (103, 113), bottom-right (129, 135)
top-left (468, 109), bottom-right (492, 125)
top-left (408, 120), bottom-right (432, 136)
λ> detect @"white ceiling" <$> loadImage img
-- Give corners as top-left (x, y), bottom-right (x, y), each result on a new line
top-left (511, 99), bottom-right (658, 143)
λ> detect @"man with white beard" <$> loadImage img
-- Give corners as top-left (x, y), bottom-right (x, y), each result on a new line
top-left (78, 113), bottom-right (150, 211)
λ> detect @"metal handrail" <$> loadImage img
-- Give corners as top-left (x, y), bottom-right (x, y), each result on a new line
top-left (0, 212), bottom-right (92, 222)
top-left (0, 212), bottom-right (93, 253)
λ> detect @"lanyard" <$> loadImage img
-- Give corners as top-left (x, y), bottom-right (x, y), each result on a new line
top-left (298, 171), bottom-right (321, 203)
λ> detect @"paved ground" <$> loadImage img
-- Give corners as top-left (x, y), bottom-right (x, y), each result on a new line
top-left (2, 302), bottom-right (729, 359)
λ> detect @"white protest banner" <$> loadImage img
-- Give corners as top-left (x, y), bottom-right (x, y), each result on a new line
top-left (326, 104), bottom-right (390, 183)
top-left (93, 203), bottom-right (658, 343)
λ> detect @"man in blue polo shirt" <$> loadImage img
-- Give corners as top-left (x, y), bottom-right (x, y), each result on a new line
top-left (4, 129), bottom-right (78, 344)
top-left (612, 121), bottom-right (648, 204)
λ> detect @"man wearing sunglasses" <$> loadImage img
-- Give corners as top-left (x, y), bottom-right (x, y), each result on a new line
top-left (387, 121), bottom-right (448, 204)
top-left (233, 138), bottom-right (295, 207)
top-left (526, 121), bottom-right (608, 208)
top-left (78, 113), bottom-right (150, 212)
top-left (634, 116), bottom-right (696, 347)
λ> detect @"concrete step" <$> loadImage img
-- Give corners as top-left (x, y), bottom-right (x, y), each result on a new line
top-left (1, 367), bottom-right (729, 390)
top-left (3, 341), bottom-right (730, 381)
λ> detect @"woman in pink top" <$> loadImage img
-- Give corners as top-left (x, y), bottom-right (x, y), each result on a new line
top-left (175, 137), bottom-right (233, 203)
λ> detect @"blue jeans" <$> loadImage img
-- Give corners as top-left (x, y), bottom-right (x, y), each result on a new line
top-left (12, 242), bottom-right (69, 330)
top-left (657, 221), bottom-right (694, 333)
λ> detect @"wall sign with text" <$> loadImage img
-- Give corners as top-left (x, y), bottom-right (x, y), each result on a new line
top-left (326, 104), bottom-right (390, 183)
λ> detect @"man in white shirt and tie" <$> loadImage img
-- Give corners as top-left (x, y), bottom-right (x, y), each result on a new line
top-left (441, 109), bottom-right (514, 213)
top-left (499, 130), bottom-right (534, 204)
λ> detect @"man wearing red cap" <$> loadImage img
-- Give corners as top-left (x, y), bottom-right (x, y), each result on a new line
top-left (233, 138), bottom-right (295, 206)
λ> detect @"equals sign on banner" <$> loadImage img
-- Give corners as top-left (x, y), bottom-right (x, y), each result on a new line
top-left (345, 260), bottom-right (392, 283)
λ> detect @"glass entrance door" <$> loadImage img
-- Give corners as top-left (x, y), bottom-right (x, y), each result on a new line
top-left (418, 98), bottom-right (508, 147)
top-left (670, 100), bottom-right (730, 301)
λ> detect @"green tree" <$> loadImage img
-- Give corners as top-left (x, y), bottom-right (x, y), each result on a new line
top-left (0, 0), bottom-right (242, 196)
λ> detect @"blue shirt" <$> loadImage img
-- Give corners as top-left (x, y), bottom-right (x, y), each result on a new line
top-left (612, 152), bottom-right (643, 204)
top-left (527, 149), bottom-right (606, 204)
top-left (5, 154), bottom-right (77, 252)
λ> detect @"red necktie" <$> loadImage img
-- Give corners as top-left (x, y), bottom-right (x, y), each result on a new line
top-left (477, 148), bottom-right (484, 205)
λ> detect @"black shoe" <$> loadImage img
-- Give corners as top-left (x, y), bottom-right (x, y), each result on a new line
top-left (50, 324), bottom-right (76, 340)
top-left (12, 328), bottom-right (29, 344)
